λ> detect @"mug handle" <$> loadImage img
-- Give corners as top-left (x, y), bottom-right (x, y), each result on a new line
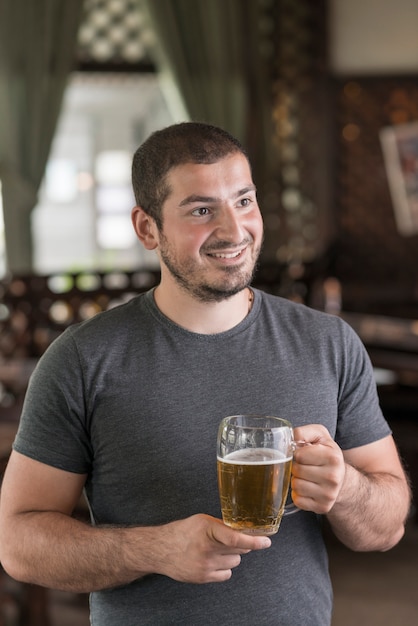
top-left (283, 502), bottom-right (300, 516)
top-left (283, 440), bottom-right (312, 516)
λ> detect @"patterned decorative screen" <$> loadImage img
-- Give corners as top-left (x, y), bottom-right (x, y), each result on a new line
top-left (270, 0), bottom-right (329, 265)
top-left (332, 77), bottom-right (418, 315)
top-left (254, 0), bottom-right (330, 301)
top-left (77, 0), bottom-right (153, 67)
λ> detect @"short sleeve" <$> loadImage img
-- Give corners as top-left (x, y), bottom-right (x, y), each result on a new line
top-left (334, 320), bottom-right (391, 450)
top-left (13, 328), bottom-right (92, 473)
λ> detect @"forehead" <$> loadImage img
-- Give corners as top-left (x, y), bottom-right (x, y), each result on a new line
top-left (164, 153), bottom-right (254, 202)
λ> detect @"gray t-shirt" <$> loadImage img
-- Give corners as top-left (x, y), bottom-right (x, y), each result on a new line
top-left (14, 289), bottom-right (390, 625)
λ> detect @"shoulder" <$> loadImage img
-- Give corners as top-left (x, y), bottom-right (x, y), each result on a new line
top-left (257, 289), bottom-right (347, 329)
top-left (65, 291), bottom-right (150, 340)
top-left (36, 292), bottom-right (152, 367)
top-left (255, 290), bottom-right (364, 351)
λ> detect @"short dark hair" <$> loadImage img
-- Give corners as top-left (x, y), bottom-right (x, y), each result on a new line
top-left (131, 122), bottom-right (248, 229)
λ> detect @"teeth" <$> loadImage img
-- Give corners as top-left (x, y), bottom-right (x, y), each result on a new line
top-left (211, 250), bottom-right (242, 259)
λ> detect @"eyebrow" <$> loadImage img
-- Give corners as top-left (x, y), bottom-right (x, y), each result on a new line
top-left (179, 185), bottom-right (257, 207)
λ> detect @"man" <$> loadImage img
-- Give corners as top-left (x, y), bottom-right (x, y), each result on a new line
top-left (0, 122), bottom-right (411, 625)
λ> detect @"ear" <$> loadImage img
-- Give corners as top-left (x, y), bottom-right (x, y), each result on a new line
top-left (131, 206), bottom-right (159, 250)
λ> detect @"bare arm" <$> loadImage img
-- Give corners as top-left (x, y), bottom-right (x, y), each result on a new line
top-left (0, 451), bottom-right (270, 592)
top-left (292, 425), bottom-right (411, 552)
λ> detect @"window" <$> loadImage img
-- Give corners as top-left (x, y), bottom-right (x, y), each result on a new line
top-left (32, 72), bottom-right (175, 274)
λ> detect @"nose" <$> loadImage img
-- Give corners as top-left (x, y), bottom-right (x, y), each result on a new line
top-left (215, 206), bottom-right (246, 243)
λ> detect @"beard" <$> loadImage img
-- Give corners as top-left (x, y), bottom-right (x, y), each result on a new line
top-left (158, 234), bottom-right (261, 303)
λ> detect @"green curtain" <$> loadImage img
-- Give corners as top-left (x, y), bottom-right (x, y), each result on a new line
top-left (140, 0), bottom-right (255, 144)
top-left (139, 0), bottom-right (277, 194)
top-left (0, 0), bottom-right (84, 273)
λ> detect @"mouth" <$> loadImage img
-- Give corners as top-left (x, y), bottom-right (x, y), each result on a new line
top-left (206, 249), bottom-right (245, 260)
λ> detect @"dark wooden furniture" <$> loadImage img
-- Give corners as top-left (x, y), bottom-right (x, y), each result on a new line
top-left (0, 421), bottom-right (51, 626)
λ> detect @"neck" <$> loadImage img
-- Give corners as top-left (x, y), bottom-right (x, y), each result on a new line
top-left (153, 280), bottom-right (253, 334)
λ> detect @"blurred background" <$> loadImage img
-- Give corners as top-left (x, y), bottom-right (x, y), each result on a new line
top-left (1, 0), bottom-right (418, 624)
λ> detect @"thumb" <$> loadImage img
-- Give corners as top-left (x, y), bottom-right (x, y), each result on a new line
top-left (211, 520), bottom-right (272, 551)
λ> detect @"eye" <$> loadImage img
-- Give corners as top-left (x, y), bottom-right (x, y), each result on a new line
top-left (191, 207), bottom-right (211, 216)
top-left (238, 197), bottom-right (252, 207)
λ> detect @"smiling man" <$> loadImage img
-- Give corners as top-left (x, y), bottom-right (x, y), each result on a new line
top-left (132, 145), bottom-right (263, 332)
top-left (0, 122), bottom-right (411, 626)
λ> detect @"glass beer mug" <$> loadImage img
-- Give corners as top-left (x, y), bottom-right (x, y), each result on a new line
top-left (217, 414), bottom-right (298, 536)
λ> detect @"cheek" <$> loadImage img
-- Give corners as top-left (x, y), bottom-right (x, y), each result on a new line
top-left (247, 211), bottom-right (264, 239)
top-left (182, 226), bottom-right (213, 251)
top-left (168, 229), bottom-right (208, 257)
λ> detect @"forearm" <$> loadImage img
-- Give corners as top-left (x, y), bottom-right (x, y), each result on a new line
top-left (1, 511), bottom-right (271, 593)
top-left (326, 462), bottom-right (411, 552)
top-left (1, 511), bottom-right (158, 592)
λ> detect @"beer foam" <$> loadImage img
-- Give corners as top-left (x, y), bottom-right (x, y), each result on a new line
top-left (218, 448), bottom-right (292, 465)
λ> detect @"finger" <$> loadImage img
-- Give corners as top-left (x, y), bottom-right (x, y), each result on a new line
top-left (292, 456), bottom-right (344, 488)
top-left (293, 424), bottom-right (332, 445)
top-left (211, 521), bottom-right (271, 552)
top-left (210, 569), bottom-right (233, 583)
top-left (292, 485), bottom-right (339, 514)
top-left (198, 554), bottom-right (243, 585)
top-left (207, 558), bottom-right (241, 582)
top-left (216, 553), bottom-right (242, 571)
top-left (293, 444), bottom-right (333, 469)
top-left (293, 440), bottom-right (342, 468)
top-left (291, 492), bottom-right (331, 514)
top-left (291, 466), bottom-right (344, 511)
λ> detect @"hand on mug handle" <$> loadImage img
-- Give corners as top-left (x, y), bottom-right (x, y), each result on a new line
top-left (283, 440), bottom-right (312, 516)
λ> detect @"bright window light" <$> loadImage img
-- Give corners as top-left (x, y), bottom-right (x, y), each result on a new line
top-left (45, 159), bottom-right (78, 203)
top-left (32, 72), bottom-right (175, 273)
top-left (97, 215), bottom-right (137, 249)
top-left (96, 185), bottom-right (134, 214)
top-left (95, 150), bottom-right (131, 185)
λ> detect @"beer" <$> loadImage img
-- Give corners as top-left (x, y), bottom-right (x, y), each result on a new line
top-left (217, 447), bottom-right (292, 535)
